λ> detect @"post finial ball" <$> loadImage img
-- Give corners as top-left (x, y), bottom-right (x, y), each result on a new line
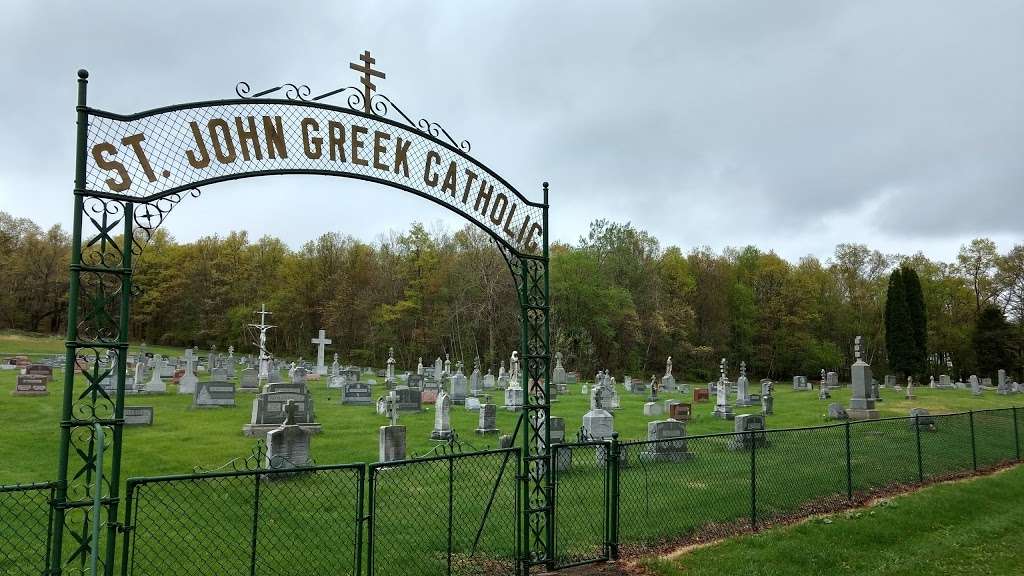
top-left (78, 69), bottom-right (89, 79)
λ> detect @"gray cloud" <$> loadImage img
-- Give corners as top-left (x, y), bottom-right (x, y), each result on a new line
top-left (0, 0), bottom-right (1021, 262)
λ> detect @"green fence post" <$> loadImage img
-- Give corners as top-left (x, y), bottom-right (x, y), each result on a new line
top-left (249, 472), bottom-right (261, 576)
top-left (1014, 407), bottom-right (1020, 462)
top-left (750, 431), bottom-right (757, 531)
top-left (119, 483), bottom-right (135, 576)
top-left (845, 420), bottom-right (852, 500)
top-left (608, 433), bottom-right (620, 561)
top-left (447, 456), bottom-right (455, 576)
top-left (969, 410), bottom-right (978, 472)
top-left (355, 465), bottom-right (365, 576)
top-left (367, 468), bottom-right (376, 576)
top-left (915, 415), bottom-right (924, 483)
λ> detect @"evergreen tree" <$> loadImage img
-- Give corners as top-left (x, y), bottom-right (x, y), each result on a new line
top-left (885, 268), bottom-right (913, 376)
top-left (902, 266), bottom-right (928, 376)
top-left (973, 305), bottom-right (1011, 378)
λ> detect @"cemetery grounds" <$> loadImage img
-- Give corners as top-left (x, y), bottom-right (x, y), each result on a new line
top-left (2, 332), bottom-right (1023, 575)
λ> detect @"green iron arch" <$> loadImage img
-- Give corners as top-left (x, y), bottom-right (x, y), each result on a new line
top-left (56, 64), bottom-right (553, 575)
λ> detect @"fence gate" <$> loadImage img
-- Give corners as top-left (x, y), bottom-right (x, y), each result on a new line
top-left (120, 464), bottom-right (365, 576)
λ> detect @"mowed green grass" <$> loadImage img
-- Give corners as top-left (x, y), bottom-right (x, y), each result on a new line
top-left (641, 464), bottom-right (1024, 576)
top-left (2, 333), bottom-right (1023, 576)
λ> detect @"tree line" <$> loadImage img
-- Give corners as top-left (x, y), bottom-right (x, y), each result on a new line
top-left (1, 211), bottom-right (1022, 382)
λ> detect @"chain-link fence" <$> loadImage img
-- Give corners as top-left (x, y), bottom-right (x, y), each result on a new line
top-left (608, 406), bottom-right (1023, 559)
top-left (0, 482), bottom-right (55, 576)
top-left (7, 407), bottom-right (1023, 575)
top-left (368, 447), bottom-right (520, 576)
top-left (121, 464), bottom-right (364, 576)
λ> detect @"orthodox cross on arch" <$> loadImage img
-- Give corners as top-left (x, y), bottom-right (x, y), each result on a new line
top-left (349, 50), bottom-right (386, 114)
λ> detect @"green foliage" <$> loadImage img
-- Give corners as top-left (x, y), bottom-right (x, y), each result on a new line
top-left (902, 266), bottom-right (928, 376)
top-left (973, 305), bottom-right (1012, 378)
top-left (3, 206), bottom-right (1023, 382)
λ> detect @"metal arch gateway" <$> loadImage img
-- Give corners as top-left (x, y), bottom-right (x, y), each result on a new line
top-left (56, 55), bottom-right (552, 575)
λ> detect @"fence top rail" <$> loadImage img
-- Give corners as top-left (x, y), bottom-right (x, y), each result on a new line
top-left (369, 446), bottom-right (520, 471)
top-left (0, 481), bottom-right (58, 494)
top-left (126, 462), bottom-right (367, 487)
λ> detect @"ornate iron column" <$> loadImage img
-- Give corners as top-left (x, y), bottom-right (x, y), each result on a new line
top-left (53, 69), bottom-right (134, 576)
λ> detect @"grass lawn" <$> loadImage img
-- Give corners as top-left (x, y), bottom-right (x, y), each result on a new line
top-left (2, 330), bottom-right (1021, 484)
top-left (640, 463), bottom-right (1024, 576)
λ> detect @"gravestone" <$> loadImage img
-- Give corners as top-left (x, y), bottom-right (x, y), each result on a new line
top-left (661, 356), bottom-right (677, 392)
top-left (997, 369), bottom-right (1010, 395)
top-left (735, 361), bottom-right (754, 406)
top-left (469, 357), bottom-right (483, 396)
top-left (669, 402), bottom-right (692, 422)
top-left (342, 381), bottom-right (373, 405)
top-left (210, 366), bottom-right (229, 381)
top-left (378, 392), bottom-right (406, 462)
top-left (909, 408), bottom-right (936, 431)
top-left (827, 402), bottom-right (849, 420)
top-left (792, 376), bottom-right (810, 391)
top-left (407, 374), bottom-right (423, 389)
top-left (194, 381), bottom-right (236, 408)
top-left (142, 362), bottom-right (166, 394)
top-left (643, 401), bottom-right (663, 417)
top-left (450, 363), bottom-right (468, 405)
top-left (475, 404), bottom-right (499, 435)
top-left (730, 414), bottom-right (768, 450)
top-left (431, 389), bottom-right (453, 440)
top-left (13, 374), bottom-right (49, 396)
top-left (123, 406), bottom-right (154, 426)
top-left (640, 419), bottom-right (693, 462)
top-left (664, 399), bottom-right (681, 414)
top-left (177, 348), bottom-right (199, 395)
top-left (24, 364), bottom-right (53, 382)
top-left (543, 416), bottom-right (572, 472)
top-left (465, 396), bottom-right (482, 411)
top-left (385, 346), bottom-right (396, 387)
top-left (244, 387), bottom-right (320, 437)
top-left (713, 359), bottom-right (734, 420)
top-left (552, 352), bottom-right (567, 393)
top-left (583, 408), bottom-right (614, 443)
top-left (847, 336), bottom-right (878, 420)
top-left (884, 375), bottom-right (896, 388)
top-left (420, 388), bottom-right (439, 404)
top-left (970, 375), bottom-right (981, 396)
top-left (239, 368), bottom-right (259, 392)
top-left (497, 361), bottom-right (509, 390)
top-left (826, 371), bottom-right (839, 388)
top-left (483, 369), bottom-right (496, 390)
top-left (310, 330), bottom-right (331, 376)
top-left (266, 401), bottom-right (314, 471)
top-left (938, 374), bottom-right (953, 389)
top-left (394, 386), bottom-right (422, 411)
top-left (693, 388), bottom-right (710, 403)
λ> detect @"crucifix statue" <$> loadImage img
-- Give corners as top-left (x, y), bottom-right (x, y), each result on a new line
top-left (350, 50), bottom-right (385, 114)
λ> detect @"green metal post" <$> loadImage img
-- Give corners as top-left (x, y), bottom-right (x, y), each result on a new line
top-left (607, 433), bottom-right (620, 560)
top-left (518, 258), bottom-right (530, 575)
top-left (750, 431), bottom-right (757, 531)
top-left (367, 469), bottom-right (376, 576)
top-left (52, 68), bottom-right (90, 576)
top-left (104, 201), bottom-right (133, 576)
top-left (542, 183), bottom-right (553, 572)
top-left (118, 483), bottom-right (135, 576)
top-left (90, 424), bottom-right (104, 576)
top-left (447, 456), bottom-right (454, 576)
top-left (355, 466), bottom-right (364, 576)
top-left (915, 415), bottom-right (924, 483)
top-left (249, 473), bottom-right (261, 576)
top-left (845, 420), bottom-right (853, 500)
top-left (969, 410), bottom-right (977, 471)
top-left (1014, 407), bottom-right (1020, 462)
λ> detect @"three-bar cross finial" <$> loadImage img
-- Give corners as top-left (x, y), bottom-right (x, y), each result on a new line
top-left (349, 50), bottom-right (386, 114)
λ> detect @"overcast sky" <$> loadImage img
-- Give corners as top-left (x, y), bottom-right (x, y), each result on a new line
top-left (1, 0), bottom-right (1021, 262)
